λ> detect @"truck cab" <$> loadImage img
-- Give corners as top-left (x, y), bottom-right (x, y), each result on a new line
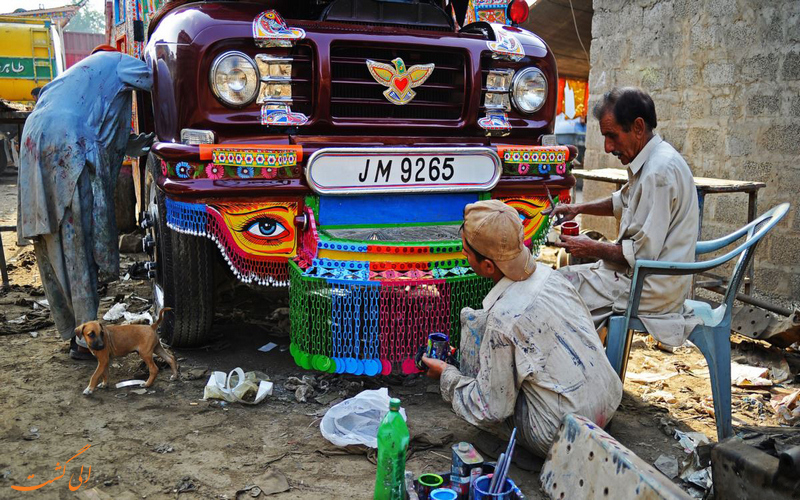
top-left (138, 0), bottom-right (575, 376)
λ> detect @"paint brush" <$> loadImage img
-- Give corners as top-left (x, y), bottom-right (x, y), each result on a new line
top-left (488, 452), bottom-right (505, 494)
top-left (494, 440), bottom-right (516, 494)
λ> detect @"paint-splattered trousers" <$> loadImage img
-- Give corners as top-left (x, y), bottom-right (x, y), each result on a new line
top-left (33, 170), bottom-right (100, 340)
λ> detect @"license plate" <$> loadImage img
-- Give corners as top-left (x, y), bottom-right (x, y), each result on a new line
top-left (306, 147), bottom-right (502, 195)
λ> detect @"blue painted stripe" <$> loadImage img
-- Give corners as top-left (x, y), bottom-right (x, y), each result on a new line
top-left (318, 193), bottom-right (479, 226)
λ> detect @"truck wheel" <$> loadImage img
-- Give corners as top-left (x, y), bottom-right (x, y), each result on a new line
top-left (145, 153), bottom-right (214, 347)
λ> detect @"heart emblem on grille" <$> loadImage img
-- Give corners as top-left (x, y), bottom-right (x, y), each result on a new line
top-left (394, 77), bottom-right (409, 92)
top-left (365, 57), bottom-right (435, 105)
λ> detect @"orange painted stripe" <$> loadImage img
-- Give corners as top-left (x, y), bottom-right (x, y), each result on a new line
top-left (199, 144), bottom-right (303, 162)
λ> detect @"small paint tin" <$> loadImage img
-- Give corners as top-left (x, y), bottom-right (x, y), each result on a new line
top-left (451, 442), bottom-right (484, 476)
top-left (561, 221), bottom-right (579, 236)
top-left (430, 488), bottom-right (458, 500)
top-left (427, 332), bottom-right (450, 361)
top-left (417, 473), bottom-right (444, 500)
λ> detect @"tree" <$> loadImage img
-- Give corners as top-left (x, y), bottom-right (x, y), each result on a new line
top-left (65, 4), bottom-right (105, 33)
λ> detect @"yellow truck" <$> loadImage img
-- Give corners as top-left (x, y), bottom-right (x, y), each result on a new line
top-left (0, 15), bottom-right (64, 173)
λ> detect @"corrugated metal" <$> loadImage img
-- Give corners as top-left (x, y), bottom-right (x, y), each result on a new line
top-left (63, 31), bottom-right (104, 68)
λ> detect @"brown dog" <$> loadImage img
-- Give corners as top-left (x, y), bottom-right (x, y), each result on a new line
top-left (75, 308), bottom-right (178, 396)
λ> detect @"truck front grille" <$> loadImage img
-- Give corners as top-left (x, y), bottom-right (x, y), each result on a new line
top-left (330, 45), bottom-right (465, 121)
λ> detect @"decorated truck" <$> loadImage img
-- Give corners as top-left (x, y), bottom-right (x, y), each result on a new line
top-left (131, 0), bottom-right (576, 376)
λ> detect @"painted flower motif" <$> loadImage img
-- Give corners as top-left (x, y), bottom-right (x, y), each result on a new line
top-left (263, 167), bottom-right (278, 179)
top-left (538, 163), bottom-right (550, 175)
top-left (517, 163), bottom-right (530, 175)
top-left (175, 161), bottom-right (193, 179)
top-left (237, 167), bottom-right (254, 178)
top-left (205, 163), bottom-right (224, 180)
top-left (160, 159), bottom-right (168, 176)
top-left (556, 163), bottom-right (567, 175)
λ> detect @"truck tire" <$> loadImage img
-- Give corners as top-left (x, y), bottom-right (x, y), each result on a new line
top-left (145, 153), bottom-right (214, 347)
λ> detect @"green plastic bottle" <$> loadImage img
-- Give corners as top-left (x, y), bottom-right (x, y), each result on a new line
top-left (374, 398), bottom-right (409, 500)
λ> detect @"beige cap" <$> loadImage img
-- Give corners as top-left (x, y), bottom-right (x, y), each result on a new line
top-left (462, 200), bottom-right (536, 281)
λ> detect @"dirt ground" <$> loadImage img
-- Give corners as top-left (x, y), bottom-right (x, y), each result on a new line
top-left (0, 166), bottom-right (795, 500)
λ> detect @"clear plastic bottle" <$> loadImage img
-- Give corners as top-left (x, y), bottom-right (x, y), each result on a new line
top-left (374, 398), bottom-right (410, 500)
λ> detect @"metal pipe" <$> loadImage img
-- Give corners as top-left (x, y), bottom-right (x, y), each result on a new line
top-left (706, 285), bottom-right (793, 317)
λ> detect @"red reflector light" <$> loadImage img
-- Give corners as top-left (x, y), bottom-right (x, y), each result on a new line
top-left (508, 0), bottom-right (529, 24)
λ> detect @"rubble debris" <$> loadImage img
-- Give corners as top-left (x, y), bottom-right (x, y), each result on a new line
top-left (102, 302), bottom-right (153, 324)
top-left (654, 454), bottom-right (679, 479)
top-left (153, 444), bottom-right (174, 454)
top-left (771, 389), bottom-right (800, 424)
top-left (731, 362), bottom-right (772, 387)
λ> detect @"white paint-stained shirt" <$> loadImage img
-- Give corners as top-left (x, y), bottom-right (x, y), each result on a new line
top-left (559, 134), bottom-right (699, 346)
top-left (440, 264), bottom-right (623, 457)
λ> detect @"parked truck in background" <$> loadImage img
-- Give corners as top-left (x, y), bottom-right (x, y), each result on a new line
top-left (0, 15), bottom-right (64, 175)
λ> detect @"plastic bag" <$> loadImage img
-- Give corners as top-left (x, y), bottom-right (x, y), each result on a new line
top-left (320, 387), bottom-right (407, 448)
top-left (203, 367), bottom-right (273, 404)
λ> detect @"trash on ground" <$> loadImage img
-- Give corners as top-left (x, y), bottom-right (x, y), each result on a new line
top-left (115, 379), bottom-right (147, 389)
top-left (771, 389), bottom-right (800, 424)
top-left (674, 430), bottom-right (710, 454)
top-left (258, 342), bottom-right (278, 352)
top-left (131, 388), bottom-right (148, 395)
top-left (102, 302), bottom-right (153, 324)
top-left (285, 375), bottom-right (329, 403)
top-left (236, 469), bottom-right (289, 498)
top-left (203, 368), bottom-right (273, 405)
top-left (626, 370), bottom-right (678, 384)
top-left (642, 390), bottom-right (677, 404)
top-left (653, 454), bottom-right (679, 479)
top-left (731, 362), bottom-right (772, 387)
top-left (320, 387), bottom-right (406, 448)
top-left (153, 444), bottom-right (174, 454)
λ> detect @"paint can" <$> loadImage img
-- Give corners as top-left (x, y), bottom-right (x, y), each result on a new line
top-left (415, 332), bottom-right (452, 370)
top-left (451, 442), bottom-right (484, 500)
top-left (471, 475), bottom-right (513, 499)
top-left (430, 488), bottom-right (458, 500)
top-left (561, 221), bottom-right (579, 236)
top-left (427, 332), bottom-right (451, 361)
top-left (417, 473), bottom-right (444, 500)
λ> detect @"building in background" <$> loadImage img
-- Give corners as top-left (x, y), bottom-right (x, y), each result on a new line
top-left (63, 31), bottom-right (105, 68)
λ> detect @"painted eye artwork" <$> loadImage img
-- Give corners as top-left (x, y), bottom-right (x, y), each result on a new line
top-left (244, 218), bottom-right (288, 241)
top-left (207, 202), bottom-right (298, 257)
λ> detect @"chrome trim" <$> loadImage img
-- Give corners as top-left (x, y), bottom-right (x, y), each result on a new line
top-left (305, 147), bottom-right (502, 196)
top-left (209, 51), bottom-right (260, 108)
top-left (257, 96), bottom-right (294, 105)
top-left (260, 75), bottom-right (292, 82)
top-left (255, 54), bottom-right (294, 63)
top-left (511, 67), bottom-right (547, 114)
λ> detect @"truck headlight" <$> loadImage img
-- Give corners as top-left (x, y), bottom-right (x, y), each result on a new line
top-left (210, 51), bottom-right (259, 107)
top-left (511, 67), bottom-right (547, 114)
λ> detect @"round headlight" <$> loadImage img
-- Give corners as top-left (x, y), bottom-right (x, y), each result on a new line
top-left (511, 67), bottom-right (547, 114)
top-left (210, 51), bottom-right (259, 107)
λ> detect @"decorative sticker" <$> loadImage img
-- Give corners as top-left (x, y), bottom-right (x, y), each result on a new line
top-left (496, 145), bottom-right (570, 176)
top-left (477, 8), bottom-right (507, 23)
top-left (365, 57), bottom-right (435, 105)
top-left (261, 105), bottom-right (309, 126)
top-left (252, 10), bottom-right (306, 48)
top-left (478, 112), bottom-right (512, 134)
top-left (487, 25), bottom-right (525, 61)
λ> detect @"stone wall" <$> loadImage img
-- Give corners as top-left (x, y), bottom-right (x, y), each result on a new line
top-left (582, 0), bottom-right (800, 303)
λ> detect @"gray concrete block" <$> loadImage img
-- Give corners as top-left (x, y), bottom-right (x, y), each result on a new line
top-left (790, 95), bottom-right (800, 116)
top-left (747, 94), bottom-right (780, 115)
top-left (687, 127), bottom-right (721, 151)
top-left (660, 127), bottom-right (687, 153)
top-left (725, 132), bottom-right (755, 158)
top-left (768, 232), bottom-right (800, 268)
top-left (711, 94), bottom-right (738, 118)
top-left (640, 66), bottom-right (668, 90)
top-left (707, 0), bottom-right (738, 17)
top-left (781, 52), bottom-right (800, 80)
top-left (673, 0), bottom-right (701, 19)
top-left (703, 62), bottom-right (735, 86)
top-left (740, 53), bottom-right (779, 82)
top-left (758, 124), bottom-right (800, 155)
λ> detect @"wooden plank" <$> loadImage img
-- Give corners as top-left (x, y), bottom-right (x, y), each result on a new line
top-left (573, 169), bottom-right (766, 193)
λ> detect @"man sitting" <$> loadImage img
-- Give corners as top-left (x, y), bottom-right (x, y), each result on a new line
top-left (552, 87), bottom-right (699, 346)
top-left (422, 200), bottom-right (622, 457)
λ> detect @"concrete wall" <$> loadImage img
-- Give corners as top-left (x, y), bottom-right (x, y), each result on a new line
top-left (583, 0), bottom-right (800, 303)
